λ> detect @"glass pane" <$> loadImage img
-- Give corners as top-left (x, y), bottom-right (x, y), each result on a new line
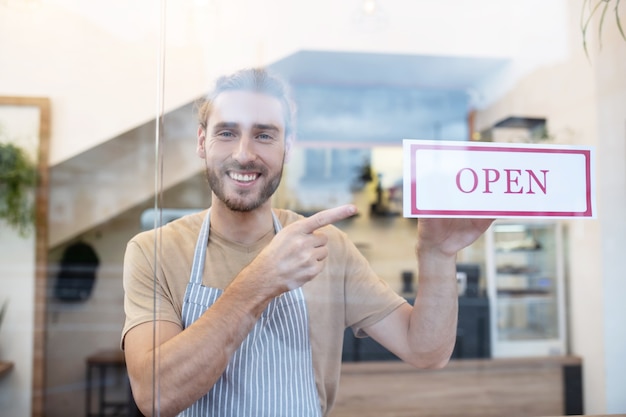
top-left (0, 2), bottom-right (160, 416)
top-left (3, 0), bottom-right (624, 416)
top-left (494, 223), bottom-right (559, 341)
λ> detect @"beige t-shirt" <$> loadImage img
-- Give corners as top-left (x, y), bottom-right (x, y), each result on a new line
top-left (121, 208), bottom-right (406, 415)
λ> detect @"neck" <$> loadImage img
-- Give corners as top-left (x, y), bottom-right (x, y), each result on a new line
top-left (209, 200), bottom-right (275, 245)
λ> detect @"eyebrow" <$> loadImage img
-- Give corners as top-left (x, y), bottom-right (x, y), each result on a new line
top-left (212, 122), bottom-right (239, 131)
top-left (211, 122), bottom-right (280, 132)
top-left (252, 123), bottom-right (280, 132)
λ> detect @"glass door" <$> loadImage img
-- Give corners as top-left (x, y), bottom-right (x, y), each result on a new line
top-left (486, 221), bottom-right (567, 357)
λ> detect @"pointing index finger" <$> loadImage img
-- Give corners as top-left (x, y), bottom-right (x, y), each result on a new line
top-left (299, 205), bottom-right (357, 234)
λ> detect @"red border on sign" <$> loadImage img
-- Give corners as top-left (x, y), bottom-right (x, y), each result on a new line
top-left (409, 143), bottom-right (593, 217)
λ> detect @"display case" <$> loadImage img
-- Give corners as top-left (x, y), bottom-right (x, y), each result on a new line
top-left (485, 221), bottom-right (567, 357)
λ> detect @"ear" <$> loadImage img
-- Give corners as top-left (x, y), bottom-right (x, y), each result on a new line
top-left (196, 126), bottom-right (206, 159)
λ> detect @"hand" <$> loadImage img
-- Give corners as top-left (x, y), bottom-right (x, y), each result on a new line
top-left (416, 217), bottom-right (495, 258)
top-left (247, 204), bottom-right (357, 294)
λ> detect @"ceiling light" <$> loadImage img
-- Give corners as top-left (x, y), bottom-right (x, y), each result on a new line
top-left (353, 0), bottom-right (388, 32)
top-left (363, 0), bottom-right (377, 15)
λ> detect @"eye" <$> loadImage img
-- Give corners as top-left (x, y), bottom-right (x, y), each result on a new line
top-left (256, 133), bottom-right (275, 142)
top-left (216, 130), bottom-right (235, 139)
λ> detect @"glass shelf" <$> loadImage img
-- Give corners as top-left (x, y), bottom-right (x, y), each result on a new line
top-left (486, 221), bottom-right (566, 357)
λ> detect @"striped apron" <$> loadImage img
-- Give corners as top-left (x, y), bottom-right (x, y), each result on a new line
top-left (179, 210), bottom-right (322, 417)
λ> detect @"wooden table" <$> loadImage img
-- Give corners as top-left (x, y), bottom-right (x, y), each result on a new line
top-left (330, 356), bottom-right (583, 417)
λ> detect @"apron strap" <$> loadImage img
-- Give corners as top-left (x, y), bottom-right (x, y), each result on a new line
top-left (189, 210), bottom-right (211, 285)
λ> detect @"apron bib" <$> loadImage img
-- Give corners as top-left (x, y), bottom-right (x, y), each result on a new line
top-left (178, 210), bottom-right (321, 417)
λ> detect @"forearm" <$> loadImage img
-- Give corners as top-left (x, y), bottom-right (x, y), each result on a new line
top-left (407, 246), bottom-right (459, 368)
top-left (130, 269), bottom-right (277, 417)
top-left (365, 218), bottom-right (492, 370)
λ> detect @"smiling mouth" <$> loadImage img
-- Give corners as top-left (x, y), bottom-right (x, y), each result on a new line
top-left (229, 172), bottom-right (259, 183)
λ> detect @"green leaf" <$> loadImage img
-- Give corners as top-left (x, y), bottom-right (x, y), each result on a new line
top-left (598, 0), bottom-right (611, 49)
top-left (581, 0), bottom-right (604, 61)
top-left (0, 142), bottom-right (37, 237)
top-left (616, 0), bottom-right (626, 41)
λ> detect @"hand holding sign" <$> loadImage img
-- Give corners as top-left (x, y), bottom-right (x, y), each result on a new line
top-left (416, 217), bottom-right (495, 258)
top-left (403, 140), bottom-right (595, 218)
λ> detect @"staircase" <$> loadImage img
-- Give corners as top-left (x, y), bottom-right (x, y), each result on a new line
top-left (48, 100), bottom-right (203, 248)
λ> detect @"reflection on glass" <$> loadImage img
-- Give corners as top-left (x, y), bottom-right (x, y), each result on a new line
top-left (2, 0), bottom-right (623, 415)
top-left (281, 146), bottom-right (403, 219)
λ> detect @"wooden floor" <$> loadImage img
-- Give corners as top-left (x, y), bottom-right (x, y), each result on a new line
top-left (329, 357), bottom-right (582, 417)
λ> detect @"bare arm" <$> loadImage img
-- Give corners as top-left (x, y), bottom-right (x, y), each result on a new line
top-left (124, 205), bottom-right (356, 417)
top-left (364, 217), bottom-right (494, 369)
top-left (124, 273), bottom-right (274, 417)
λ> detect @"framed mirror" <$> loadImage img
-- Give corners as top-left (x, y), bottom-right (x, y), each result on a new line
top-left (0, 96), bottom-right (50, 417)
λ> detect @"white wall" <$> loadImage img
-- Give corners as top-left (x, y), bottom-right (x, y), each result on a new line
top-left (473, 1), bottom-right (626, 412)
top-left (0, 0), bottom-right (569, 166)
top-left (0, 107), bottom-right (40, 417)
top-left (44, 174), bottom-right (211, 417)
top-left (0, 226), bottom-right (35, 417)
top-left (45, 210), bottom-right (143, 417)
top-left (592, 8), bottom-right (626, 411)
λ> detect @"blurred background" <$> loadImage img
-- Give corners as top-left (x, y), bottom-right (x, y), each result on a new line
top-left (0, 0), bottom-right (625, 416)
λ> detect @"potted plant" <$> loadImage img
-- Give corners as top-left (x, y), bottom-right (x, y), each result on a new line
top-left (581, 0), bottom-right (626, 58)
top-left (0, 142), bottom-right (37, 236)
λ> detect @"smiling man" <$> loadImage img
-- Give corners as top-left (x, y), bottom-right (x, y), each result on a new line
top-left (121, 68), bottom-right (493, 417)
top-left (201, 89), bottom-right (288, 213)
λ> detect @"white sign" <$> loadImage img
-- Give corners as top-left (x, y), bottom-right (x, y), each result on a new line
top-left (403, 139), bottom-right (595, 218)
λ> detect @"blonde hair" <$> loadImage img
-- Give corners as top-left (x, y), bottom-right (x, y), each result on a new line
top-left (197, 67), bottom-right (297, 139)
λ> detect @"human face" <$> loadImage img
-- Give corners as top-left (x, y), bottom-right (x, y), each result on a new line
top-left (197, 90), bottom-right (290, 212)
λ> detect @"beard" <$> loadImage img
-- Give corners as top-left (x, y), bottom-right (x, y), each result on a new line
top-left (205, 160), bottom-right (284, 212)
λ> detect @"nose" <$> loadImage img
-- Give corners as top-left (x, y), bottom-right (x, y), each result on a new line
top-left (232, 135), bottom-right (256, 164)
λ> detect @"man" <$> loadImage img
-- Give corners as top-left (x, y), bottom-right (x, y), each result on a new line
top-left (122, 68), bottom-right (493, 417)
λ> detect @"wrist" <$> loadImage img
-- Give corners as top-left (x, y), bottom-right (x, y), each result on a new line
top-left (226, 264), bottom-right (281, 317)
top-left (415, 244), bottom-right (458, 288)
top-left (415, 243), bottom-right (457, 265)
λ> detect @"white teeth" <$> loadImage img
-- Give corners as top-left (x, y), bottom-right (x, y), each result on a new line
top-left (230, 172), bottom-right (257, 182)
